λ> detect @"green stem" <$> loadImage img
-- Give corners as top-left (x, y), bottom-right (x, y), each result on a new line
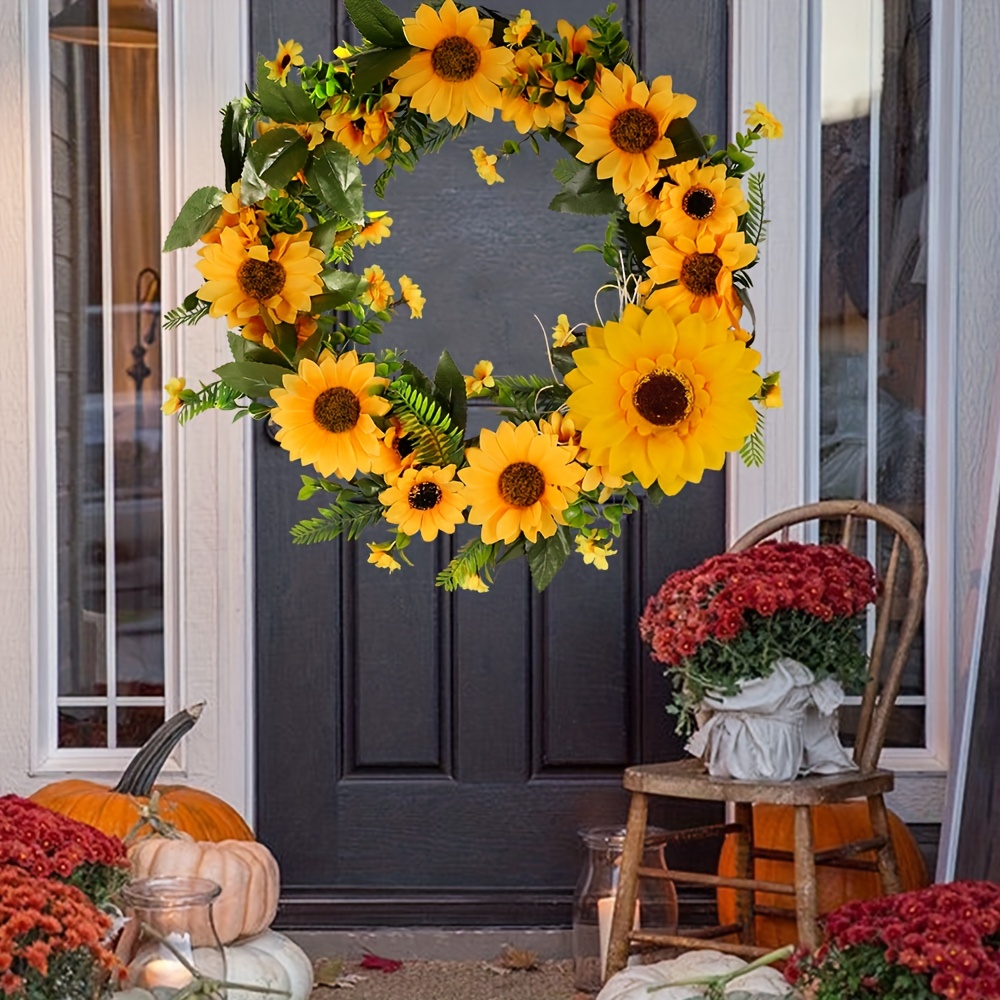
top-left (647, 944), bottom-right (794, 994)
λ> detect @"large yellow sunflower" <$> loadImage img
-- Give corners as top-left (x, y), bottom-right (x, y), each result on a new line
top-left (393, 0), bottom-right (514, 126)
top-left (657, 161), bottom-right (748, 241)
top-left (269, 351), bottom-right (390, 479)
top-left (196, 228), bottom-right (325, 328)
top-left (643, 230), bottom-right (757, 325)
top-left (564, 304), bottom-right (761, 494)
top-left (458, 420), bottom-right (583, 545)
top-left (379, 465), bottom-right (467, 541)
top-left (570, 64), bottom-right (696, 196)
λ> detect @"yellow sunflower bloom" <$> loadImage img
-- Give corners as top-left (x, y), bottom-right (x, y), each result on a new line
top-left (552, 313), bottom-right (578, 348)
top-left (379, 465), bottom-right (467, 542)
top-left (356, 213), bottom-right (393, 247)
top-left (554, 16), bottom-right (594, 105)
top-left (564, 304), bottom-right (761, 494)
top-left (195, 228), bottom-right (325, 328)
top-left (658, 161), bottom-right (748, 241)
top-left (201, 182), bottom-right (260, 245)
top-left (503, 9), bottom-right (536, 46)
top-left (371, 422), bottom-right (416, 483)
top-left (269, 351), bottom-right (391, 479)
top-left (465, 360), bottom-right (495, 396)
top-left (762, 378), bottom-right (783, 409)
top-left (264, 39), bottom-right (304, 87)
top-left (643, 229), bottom-right (757, 324)
top-left (745, 101), bottom-right (783, 139)
top-left (361, 265), bottom-right (395, 312)
top-left (367, 542), bottom-right (402, 572)
top-left (161, 377), bottom-right (186, 416)
top-left (323, 93), bottom-right (400, 164)
top-left (570, 64), bottom-right (696, 196)
top-left (624, 170), bottom-right (669, 228)
top-left (471, 146), bottom-right (504, 185)
top-left (500, 48), bottom-right (566, 134)
top-left (399, 275), bottom-right (426, 319)
top-left (576, 533), bottom-right (616, 570)
top-left (393, 0), bottom-right (514, 126)
top-left (459, 420), bottom-right (584, 544)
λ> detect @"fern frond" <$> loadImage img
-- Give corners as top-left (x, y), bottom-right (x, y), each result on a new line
top-left (290, 495), bottom-right (384, 544)
top-left (492, 374), bottom-right (568, 422)
top-left (739, 410), bottom-right (765, 467)
top-left (742, 172), bottom-right (768, 247)
top-left (177, 381), bottom-right (243, 425)
top-left (163, 301), bottom-right (210, 330)
top-left (436, 539), bottom-right (501, 591)
top-left (387, 381), bottom-right (465, 467)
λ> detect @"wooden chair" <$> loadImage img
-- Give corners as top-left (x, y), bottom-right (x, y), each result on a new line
top-left (605, 499), bottom-right (927, 978)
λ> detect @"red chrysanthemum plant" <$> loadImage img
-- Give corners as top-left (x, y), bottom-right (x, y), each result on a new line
top-left (0, 866), bottom-right (117, 999)
top-left (639, 541), bottom-right (879, 732)
top-left (788, 881), bottom-right (1000, 1000)
top-left (0, 796), bottom-right (129, 908)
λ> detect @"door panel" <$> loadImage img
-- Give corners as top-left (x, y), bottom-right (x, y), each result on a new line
top-left (253, 0), bottom-right (731, 927)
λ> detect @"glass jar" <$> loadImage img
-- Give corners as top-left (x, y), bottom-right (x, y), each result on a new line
top-left (117, 876), bottom-right (226, 998)
top-left (572, 825), bottom-right (678, 992)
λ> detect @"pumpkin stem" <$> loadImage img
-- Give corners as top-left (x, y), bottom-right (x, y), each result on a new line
top-left (114, 703), bottom-right (206, 797)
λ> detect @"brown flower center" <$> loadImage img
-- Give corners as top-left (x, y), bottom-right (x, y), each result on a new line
top-left (682, 186), bottom-right (716, 220)
top-left (498, 461), bottom-right (545, 508)
top-left (431, 36), bottom-right (481, 82)
top-left (238, 258), bottom-right (286, 301)
top-left (632, 369), bottom-right (694, 427)
top-left (278, 54), bottom-right (292, 72)
top-left (609, 107), bottom-right (660, 154)
top-left (408, 480), bottom-right (443, 511)
top-left (679, 252), bottom-right (723, 297)
top-left (313, 387), bottom-right (361, 433)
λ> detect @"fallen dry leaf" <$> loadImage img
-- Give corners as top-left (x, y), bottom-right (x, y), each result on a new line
top-left (497, 946), bottom-right (540, 971)
top-left (482, 962), bottom-right (513, 976)
top-left (314, 957), bottom-right (345, 987)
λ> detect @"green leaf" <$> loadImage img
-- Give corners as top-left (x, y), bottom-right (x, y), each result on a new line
top-left (526, 528), bottom-right (572, 591)
top-left (306, 141), bottom-right (365, 225)
top-left (660, 117), bottom-right (709, 167)
top-left (315, 270), bottom-right (365, 310)
top-left (436, 538), bottom-right (501, 591)
top-left (350, 46), bottom-right (418, 98)
top-left (739, 411), bottom-right (765, 467)
top-left (246, 127), bottom-right (309, 191)
top-left (433, 350), bottom-right (467, 432)
top-left (344, 0), bottom-right (408, 48)
top-left (386, 381), bottom-right (464, 467)
top-left (228, 331), bottom-right (248, 362)
top-left (214, 361), bottom-right (293, 398)
top-left (311, 219), bottom-right (342, 256)
top-left (548, 161), bottom-right (621, 216)
top-left (221, 98), bottom-right (252, 190)
top-left (294, 327), bottom-right (325, 364)
top-left (256, 55), bottom-right (320, 124)
top-left (552, 157), bottom-right (587, 184)
top-left (162, 186), bottom-right (224, 252)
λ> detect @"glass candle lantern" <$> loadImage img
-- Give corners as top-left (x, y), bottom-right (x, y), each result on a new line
top-left (572, 825), bottom-right (678, 992)
top-left (118, 876), bottom-right (226, 997)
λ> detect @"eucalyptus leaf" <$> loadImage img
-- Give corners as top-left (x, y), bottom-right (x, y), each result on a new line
top-left (162, 186), bottom-right (224, 252)
top-left (306, 141), bottom-right (365, 225)
top-left (256, 55), bottom-right (320, 124)
top-left (246, 126), bottom-right (309, 190)
top-left (344, 0), bottom-right (408, 48)
top-left (214, 361), bottom-right (293, 398)
top-left (526, 528), bottom-right (572, 592)
top-left (351, 46), bottom-right (418, 98)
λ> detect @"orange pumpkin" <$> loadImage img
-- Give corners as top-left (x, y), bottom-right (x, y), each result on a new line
top-left (30, 705), bottom-right (254, 842)
top-left (717, 802), bottom-right (929, 949)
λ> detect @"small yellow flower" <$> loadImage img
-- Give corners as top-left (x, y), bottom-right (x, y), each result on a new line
top-left (264, 39), bottom-right (304, 87)
top-left (744, 102), bottom-right (783, 139)
top-left (551, 313), bottom-right (578, 348)
top-left (762, 378), bottom-right (783, 409)
top-left (458, 573), bottom-right (490, 593)
top-left (465, 360), bottom-right (495, 396)
top-left (161, 377), bottom-right (186, 416)
top-left (356, 213), bottom-right (393, 248)
top-left (361, 265), bottom-right (395, 312)
top-left (398, 275), bottom-right (426, 319)
top-left (503, 9), bottom-right (536, 45)
top-left (576, 533), bottom-right (617, 571)
top-left (367, 542), bottom-right (401, 573)
top-left (471, 146), bottom-right (504, 185)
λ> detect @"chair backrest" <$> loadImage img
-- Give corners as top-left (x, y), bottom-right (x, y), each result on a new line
top-left (728, 500), bottom-right (927, 772)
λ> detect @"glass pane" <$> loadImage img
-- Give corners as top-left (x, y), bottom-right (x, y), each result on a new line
top-left (117, 705), bottom-right (164, 748)
top-left (58, 706), bottom-right (107, 748)
top-left (50, 0), bottom-right (164, 746)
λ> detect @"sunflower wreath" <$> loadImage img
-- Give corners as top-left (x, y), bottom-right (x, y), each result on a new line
top-left (162, 0), bottom-right (783, 592)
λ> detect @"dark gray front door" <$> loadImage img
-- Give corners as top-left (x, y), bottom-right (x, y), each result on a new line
top-left (253, 0), bottom-right (730, 927)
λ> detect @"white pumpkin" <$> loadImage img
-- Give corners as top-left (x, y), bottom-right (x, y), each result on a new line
top-left (596, 950), bottom-right (792, 1000)
top-left (241, 930), bottom-right (314, 1000)
top-left (193, 933), bottom-right (312, 1000)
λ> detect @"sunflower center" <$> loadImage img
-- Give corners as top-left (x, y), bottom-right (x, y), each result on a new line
top-left (431, 36), bottom-right (481, 82)
top-left (498, 461), bottom-right (545, 508)
top-left (313, 387), bottom-right (361, 434)
top-left (632, 369), bottom-right (694, 427)
top-left (278, 54), bottom-right (292, 71)
top-left (609, 107), bottom-right (661, 154)
top-left (237, 258), bottom-right (286, 301)
top-left (679, 252), bottom-right (723, 297)
top-left (408, 481), bottom-right (443, 511)
top-left (682, 187), bottom-right (716, 220)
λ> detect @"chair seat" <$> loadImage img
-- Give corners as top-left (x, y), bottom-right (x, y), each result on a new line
top-left (623, 757), bottom-right (894, 805)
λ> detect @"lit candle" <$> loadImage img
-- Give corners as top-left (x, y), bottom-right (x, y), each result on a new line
top-left (141, 958), bottom-right (193, 991)
top-left (597, 895), bottom-right (641, 978)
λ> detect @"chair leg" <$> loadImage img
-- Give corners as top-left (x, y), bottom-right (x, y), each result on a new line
top-left (732, 802), bottom-right (756, 946)
top-left (605, 791), bottom-right (647, 981)
top-left (792, 805), bottom-right (819, 950)
top-left (868, 793), bottom-right (903, 894)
